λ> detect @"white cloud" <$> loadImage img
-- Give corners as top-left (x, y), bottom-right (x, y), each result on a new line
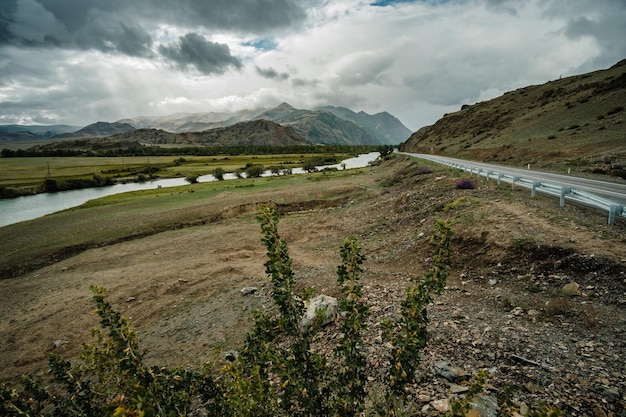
top-left (0, 0), bottom-right (624, 131)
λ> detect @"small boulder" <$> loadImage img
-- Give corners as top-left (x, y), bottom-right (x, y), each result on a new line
top-left (300, 294), bottom-right (338, 331)
top-left (467, 394), bottom-right (499, 417)
top-left (53, 340), bottom-right (67, 348)
top-left (431, 360), bottom-right (468, 381)
top-left (240, 286), bottom-right (258, 296)
top-left (430, 398), bottom-right (450, 412)
top-left (562, 282), bottom-right (581, 296)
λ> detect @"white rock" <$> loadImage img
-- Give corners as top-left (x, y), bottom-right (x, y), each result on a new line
top-left (300, 294), bottom-right (338, 331)
top-left (240, 286), bottom-right (258, 296)
top-left (430, 398), bottom-right (450, 412)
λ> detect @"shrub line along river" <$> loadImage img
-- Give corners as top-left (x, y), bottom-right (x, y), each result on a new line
top-left (0, 152), bottom-right (380, 228)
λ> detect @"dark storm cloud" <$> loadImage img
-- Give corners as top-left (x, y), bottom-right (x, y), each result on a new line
top-left (548, 0), bottom-right (626, 69)
top-left (73, 12), bottom-right (154, 57)
top-left (478, 0), bottom-right (626, 70)
top-left (159, 33), bottom-right (242, 74)
top-left (565, 0), bottom-right (626, 70)
top-left (256, 65), bottom-right (289, 80)
top-left (0, 0), bottom-right (309, 53)
top-left (481, 0), bottom-right (519, 13)
top-left (154, 0), bottom-right (309, 33)
top-left (0, 0), bottom-right (153, 56)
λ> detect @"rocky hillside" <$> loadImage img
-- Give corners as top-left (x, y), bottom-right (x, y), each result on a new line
top-left (400, 60), bottom-right (626, 177)
top-left (253, 102), bottom-right (380, 145)
top-left (134, 119), bottom-right (308, 147)
top-left (318, 105), bottom-right (412, 145)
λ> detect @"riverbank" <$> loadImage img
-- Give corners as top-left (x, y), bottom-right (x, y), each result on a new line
top-left (0, 152), bottom-right (379, 227)
top-left (0, 150), bottom-right (359, 196)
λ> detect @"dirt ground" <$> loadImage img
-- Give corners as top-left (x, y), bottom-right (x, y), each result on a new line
top-left (1, 155), bottom-right (625, 416)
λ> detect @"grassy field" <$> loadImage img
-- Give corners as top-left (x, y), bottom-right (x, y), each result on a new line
top-left (0, 166), bottom-right (369, 279)
top-left (0, 153), bottom-right (351, 189)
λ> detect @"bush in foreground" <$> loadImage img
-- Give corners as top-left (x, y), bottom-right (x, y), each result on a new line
top-left (455, 178), bottom-right (476, 189)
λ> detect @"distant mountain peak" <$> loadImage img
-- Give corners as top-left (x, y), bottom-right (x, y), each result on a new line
top-left (259, 102), bottom-right (297, 119)
top-left (275, 102), bottom-right (296, 110)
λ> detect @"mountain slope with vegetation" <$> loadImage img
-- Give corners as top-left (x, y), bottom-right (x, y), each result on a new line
top-left (318, 105), bottom-right (412, 145)
top-left (400, 59), bottom-right (626, 178)
top-left (53, 121), bottom-right (136, 139)
top-left (254, 102), bottom-right (382, 145)
top-left (29, 119), bottom-right (309, 152)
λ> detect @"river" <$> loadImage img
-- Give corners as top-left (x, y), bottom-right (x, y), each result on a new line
top-left (0, 152), bottom-right (380, 228)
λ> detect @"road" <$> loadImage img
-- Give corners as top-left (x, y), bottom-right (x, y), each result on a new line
top-left (398, 152), bottom-right (626, 206)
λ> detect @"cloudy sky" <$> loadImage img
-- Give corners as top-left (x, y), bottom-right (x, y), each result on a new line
top-left (1, 0), bottom-right (625, 131)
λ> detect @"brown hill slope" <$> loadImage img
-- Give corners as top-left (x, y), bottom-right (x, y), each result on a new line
top-left (400, 60), bottom-right (626, 178)
top-left (52, 121), bottom-right (135, 139)
top-left (122, 119), bottom-right (308, 147)
top-left (32, 119), bottom-right (308, 151)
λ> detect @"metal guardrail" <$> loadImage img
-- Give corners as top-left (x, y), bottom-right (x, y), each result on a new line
top-left (435, 160), bottom-right (625, 225)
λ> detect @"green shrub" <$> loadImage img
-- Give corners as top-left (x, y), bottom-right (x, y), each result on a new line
top-left (214, 167), bottom-right (225, 181)
top-left (245, 164), bottom-right (265, 178)
top-left (185, 174), bottom-right (199, 184)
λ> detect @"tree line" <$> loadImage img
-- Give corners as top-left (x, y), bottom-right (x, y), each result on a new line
top-left (1, 144), bottom-right (392, 158)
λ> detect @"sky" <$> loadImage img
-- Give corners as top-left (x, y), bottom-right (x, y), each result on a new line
top-left (0, 0), bottom-right (625, 132)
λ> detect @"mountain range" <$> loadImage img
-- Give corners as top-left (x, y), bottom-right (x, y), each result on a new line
top-left (2, 103), bottom-right (411, 148)
top-left (0, 124), bottom-right (79, 142)
top-left (117, 103), bottom-right (410, 145)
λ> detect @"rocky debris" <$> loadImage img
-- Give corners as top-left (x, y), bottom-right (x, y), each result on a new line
top-left (240, 286), bottom-right (258, 296)
top-left (301, 259), bottom-right (626, 416)
top-left (52, 340), bottom-right (67, 348)
top-left (430, 398), bottom-right (450, 413)
top-left (300, 294), bottom-right (338, 331)
top-left (431, 360), bottom-right (468, 382)
top-left (562, 281), bottom-right (581, 296)
top-left (468, 394), bottom-right (498, 417)
top-left (450, 384), bottom-right (469, 394)
top-left (224, 350), bottom-right (238, 362)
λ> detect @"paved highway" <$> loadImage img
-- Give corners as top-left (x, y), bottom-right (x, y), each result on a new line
top-left (399, 152), bottom-right (626, 206)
